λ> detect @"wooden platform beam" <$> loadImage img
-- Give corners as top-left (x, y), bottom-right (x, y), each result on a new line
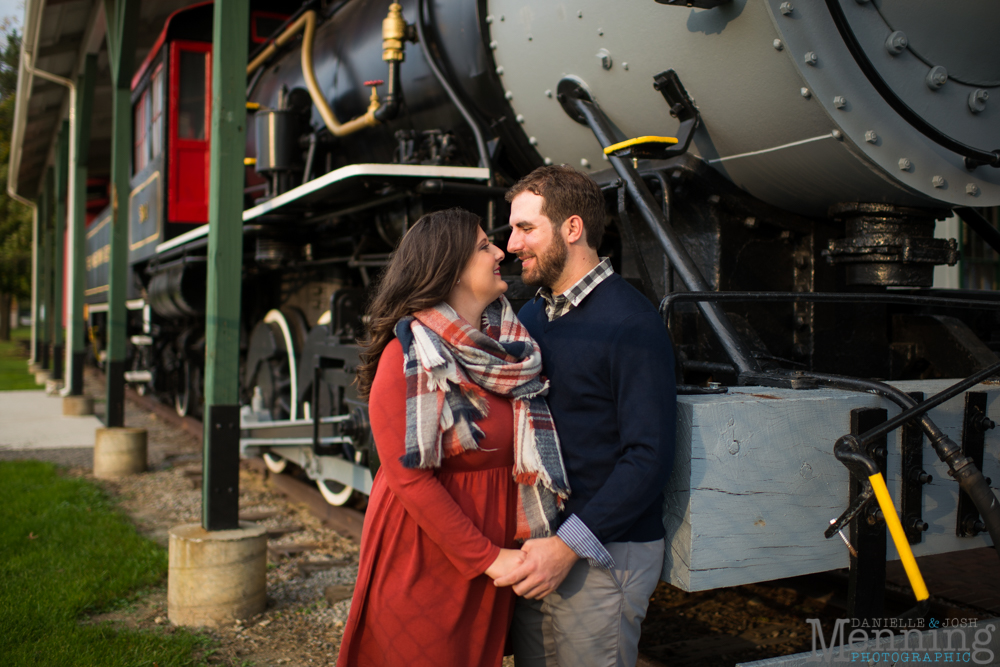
top-left (664, 380), bottom-right (999, 592)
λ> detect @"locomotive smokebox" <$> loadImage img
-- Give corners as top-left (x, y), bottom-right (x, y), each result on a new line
top-left (255, 109), bottom-right (301, 174)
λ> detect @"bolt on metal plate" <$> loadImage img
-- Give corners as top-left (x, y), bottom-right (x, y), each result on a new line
top-left (597, 48), bottom-right (612, 70)
top-left (968, 89), bottom-right (988, 114)
top-left (925, 66), bottom-right (947, 90)
top-left (885, 31), bottom-right (907, 55)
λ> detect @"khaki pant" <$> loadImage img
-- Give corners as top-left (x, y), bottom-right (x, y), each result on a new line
top-left (510, 539), bottom-right (665, 667)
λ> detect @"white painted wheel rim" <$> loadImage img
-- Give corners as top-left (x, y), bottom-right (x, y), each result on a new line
top-left (262, 452), bottom-right (287, 473)
top-left (263, 309), bottom-right (302, 420)
top-left (317, 479), bottom-right (354, 506)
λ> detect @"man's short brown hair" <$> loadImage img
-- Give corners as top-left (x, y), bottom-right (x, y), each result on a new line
top-left (505, 165), bottom-right (607, 249)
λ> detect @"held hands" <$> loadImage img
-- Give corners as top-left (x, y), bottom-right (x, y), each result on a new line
top-left (485, 548), bottom-right (527, 581)
top-left (492, 536), bottom-right (579, 599)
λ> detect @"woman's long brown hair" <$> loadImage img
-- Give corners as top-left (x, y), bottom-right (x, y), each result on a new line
top-left (356, 208), bottom-right (483, 398)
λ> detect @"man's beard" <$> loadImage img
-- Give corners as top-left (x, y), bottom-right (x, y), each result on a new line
top-left (520, 234), bottom-right (568, 288)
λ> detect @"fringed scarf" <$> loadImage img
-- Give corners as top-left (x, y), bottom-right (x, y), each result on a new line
top-left (394, 296), bottom-right (570, 541)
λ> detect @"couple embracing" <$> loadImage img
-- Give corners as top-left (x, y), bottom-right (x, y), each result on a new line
top-left (337, 166), bottom-right (677, 667)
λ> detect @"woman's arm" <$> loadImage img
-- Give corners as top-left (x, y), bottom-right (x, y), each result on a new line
top-left (369, 340), bottom-right (514, 580)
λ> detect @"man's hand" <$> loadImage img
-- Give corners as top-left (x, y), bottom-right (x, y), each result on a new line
top-left (492, 536), bottom-right (579, 599)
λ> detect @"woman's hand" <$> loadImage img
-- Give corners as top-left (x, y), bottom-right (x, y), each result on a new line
top-left (484, 548), bottom-right (526, 581)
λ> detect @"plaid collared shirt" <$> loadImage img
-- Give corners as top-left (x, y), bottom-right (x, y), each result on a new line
top-left (537, 257), bottom-right (614, 321)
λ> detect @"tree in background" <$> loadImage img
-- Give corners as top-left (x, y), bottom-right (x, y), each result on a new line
top-left (0, 20), bottom-right (31, 341)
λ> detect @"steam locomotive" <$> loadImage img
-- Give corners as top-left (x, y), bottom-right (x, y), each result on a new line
top-left (84, 0), bottom-right (1000, 593)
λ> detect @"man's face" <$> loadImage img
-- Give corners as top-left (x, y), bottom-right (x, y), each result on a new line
top-left (507, 191), bottom-right (569, 288)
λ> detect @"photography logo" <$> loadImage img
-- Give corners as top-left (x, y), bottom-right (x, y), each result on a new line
top-left (805, 618), bottom-right (996, 664)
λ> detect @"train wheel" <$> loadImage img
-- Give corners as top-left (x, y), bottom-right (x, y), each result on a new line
top-left (245, 309), bottom-right (308, 421)
top-left (175, 358), bottom-right (191, 417)
top-left (317, 479), bottom-right (355, 506)
top-left (174, 358), bottom-right (203, 418)
top-left (262, 452), bottom-right (288, 474)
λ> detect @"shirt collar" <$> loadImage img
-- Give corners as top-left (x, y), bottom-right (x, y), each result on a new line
top-left (536, 256), bottom-right (614, 308)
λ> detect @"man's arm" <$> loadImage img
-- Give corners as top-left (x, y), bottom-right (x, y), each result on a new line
top-left (573, 309), bottom-right (676, 545)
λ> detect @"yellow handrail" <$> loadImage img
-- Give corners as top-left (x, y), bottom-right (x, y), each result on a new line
top-left (868, 472), bottom-right (930, 601)
top-left (603, 136), bottom-right (679, 155)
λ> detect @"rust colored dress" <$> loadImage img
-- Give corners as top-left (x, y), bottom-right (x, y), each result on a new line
top-left (337, 339), bottom-right (519, 667)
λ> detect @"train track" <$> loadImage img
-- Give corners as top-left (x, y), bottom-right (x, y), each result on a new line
top-left (123, 386), bottom-right (366, 541)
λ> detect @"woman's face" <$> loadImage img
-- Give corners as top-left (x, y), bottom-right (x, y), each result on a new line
top-left (453, 227), bottom-right (507, 308)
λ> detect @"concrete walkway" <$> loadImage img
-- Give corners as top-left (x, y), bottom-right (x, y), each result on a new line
top-left (0, 390), bottom-right (102, 449)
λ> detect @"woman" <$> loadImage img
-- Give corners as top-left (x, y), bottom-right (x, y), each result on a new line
top-left (337, 208), bottom-right (570, 667)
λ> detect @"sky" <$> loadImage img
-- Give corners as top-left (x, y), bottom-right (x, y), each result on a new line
top-left (0, 0), bottom-right (21, 28)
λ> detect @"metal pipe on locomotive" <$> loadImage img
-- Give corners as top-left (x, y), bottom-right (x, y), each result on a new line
top-left (84, 0), bottom-right (1000, 597)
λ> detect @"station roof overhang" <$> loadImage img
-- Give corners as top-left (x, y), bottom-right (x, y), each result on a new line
top-left (9, 0), bottom-right (197, 201)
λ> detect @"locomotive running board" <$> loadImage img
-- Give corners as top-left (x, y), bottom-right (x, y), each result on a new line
top-left (243, 163), bottom-right (490, 220)
top-left (155, 163), bottom-right (490, 255)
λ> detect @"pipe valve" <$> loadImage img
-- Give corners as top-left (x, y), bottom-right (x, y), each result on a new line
top-left (383, 3), bottom-right (416, 62)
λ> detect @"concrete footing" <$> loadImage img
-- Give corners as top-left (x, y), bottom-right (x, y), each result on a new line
top-left (63, 395), bottom-right (94, 416)
top-left (45, 379), bottom-right (63, 395)
top-left (168, 523), bottom-right (268, 627)
top-left (93, 427), bottom-right (148, 478)
top-left (34, 370), bottom-right (50, 385)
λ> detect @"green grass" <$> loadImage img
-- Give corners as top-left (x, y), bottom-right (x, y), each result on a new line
top-left (0, 327), bottom-right (39, 391)
top-left (0, 461), bottom-right (212, 666)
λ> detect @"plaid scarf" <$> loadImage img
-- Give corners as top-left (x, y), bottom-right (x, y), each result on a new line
top-left (394, 296), bottom-right (570, 541)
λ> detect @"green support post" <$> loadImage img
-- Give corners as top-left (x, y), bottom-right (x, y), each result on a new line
top-left (51, 121), bottom-right (69, 382)
top-left (38, 169), bottom-right (53, 369)
top-left (29, 198), bottom-right (40, 366)
top-left (66, 55), bottom-right (97, 396)
top-left (202, 0), bottom-right (249, 531)
top-left (103, 0), bottom-right (138, 426)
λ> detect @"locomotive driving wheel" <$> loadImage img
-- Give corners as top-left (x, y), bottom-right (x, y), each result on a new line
top-left (173, 330), bottom-right (203, 419)
top-left (317, 479), bottom-right (356, 506)
top-left (245, 308), bottom-right (309, 471)
top-left (174, 357), bottom-right (202, 418)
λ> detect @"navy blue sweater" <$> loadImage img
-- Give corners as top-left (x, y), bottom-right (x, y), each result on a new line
top-left (519, 273), bottom-right (676, 545)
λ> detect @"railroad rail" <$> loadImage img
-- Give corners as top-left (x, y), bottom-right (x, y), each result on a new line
top-left (123, 383), bottom-right (365, 542)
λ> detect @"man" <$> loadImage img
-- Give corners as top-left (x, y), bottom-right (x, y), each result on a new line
top-left (496, 165), bottom-right (676, 667)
